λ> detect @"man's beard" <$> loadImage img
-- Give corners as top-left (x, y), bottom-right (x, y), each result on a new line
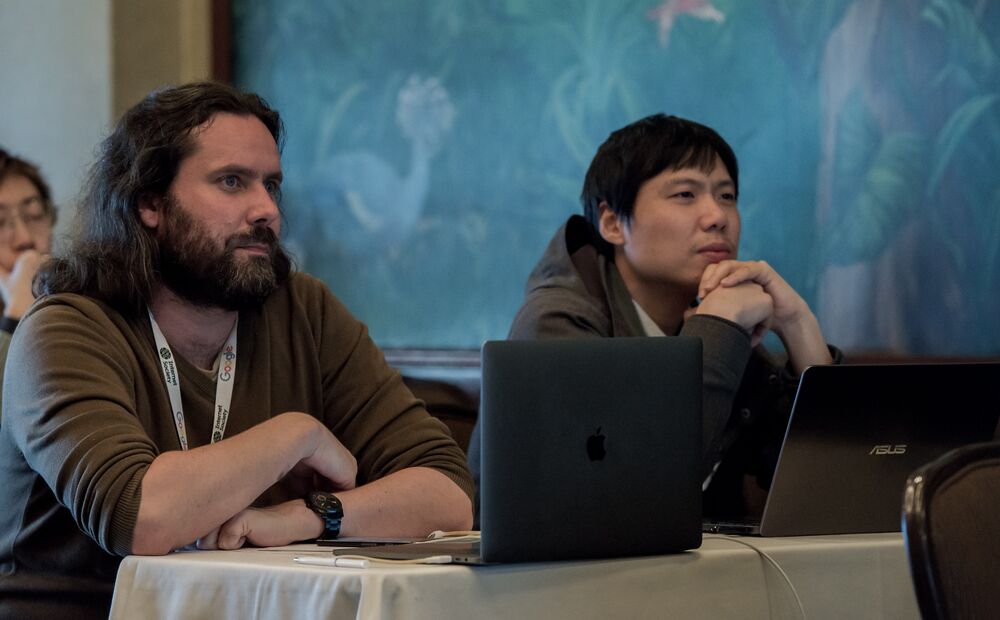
top-left (156, 198), bottom-right (292, 311)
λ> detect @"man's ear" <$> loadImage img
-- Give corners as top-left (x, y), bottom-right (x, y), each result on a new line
top-left (138, 194), bottom-right (162, 229)
top-left (598, 201), bottom-right (626, 246)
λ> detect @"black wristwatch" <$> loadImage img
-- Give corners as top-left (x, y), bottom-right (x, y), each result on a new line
top-left (306, 491), bottom-right (344, 540)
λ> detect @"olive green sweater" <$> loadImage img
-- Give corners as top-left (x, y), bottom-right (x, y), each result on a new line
top-left (0, 272), bottom-right (472, 619)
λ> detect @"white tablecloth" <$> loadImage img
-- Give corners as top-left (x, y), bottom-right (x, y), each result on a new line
top-left (109, 533), bottom-right (920, 619)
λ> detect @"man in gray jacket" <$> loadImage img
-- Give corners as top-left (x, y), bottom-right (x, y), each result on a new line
top-left (470, 114), bottom-right (838, 520)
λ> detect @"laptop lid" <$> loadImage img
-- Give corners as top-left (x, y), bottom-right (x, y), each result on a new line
top-left (477, 337), bottom-right (704, 562)
top-left (757, 363), bottom-right (1000, 537)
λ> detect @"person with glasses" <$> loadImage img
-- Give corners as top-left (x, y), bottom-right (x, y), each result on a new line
top-left (0, 149), bottom-right (57, 415)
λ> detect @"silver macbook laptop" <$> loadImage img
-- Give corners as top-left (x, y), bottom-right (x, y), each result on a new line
top-left (704, 363), bottom-right (1000, 537)
top-left (337, 337), bottom-right (704, 564)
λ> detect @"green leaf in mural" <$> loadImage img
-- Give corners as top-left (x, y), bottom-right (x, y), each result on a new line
top-left (831, 89), bottom-right (880, 197)
top-left (551, 66), bottom-right (594, 169)
top-left (927, 93), bottom-right (1000, 195)
top-left (827, 132), bottom-right (930, 265)
top-left (922, 0), bottom-right (998, 84)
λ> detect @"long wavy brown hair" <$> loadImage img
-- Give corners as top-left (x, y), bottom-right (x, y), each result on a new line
top-left (35, 81), bottom-right (284, 315)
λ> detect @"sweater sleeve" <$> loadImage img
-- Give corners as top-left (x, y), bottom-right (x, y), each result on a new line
top-left (306, 282), bottom-right (474, 502)
top-left (679, 314), bottom-right (753, 477)
top-left (3, 299), bottom-right (154, 557)
top-left (507, 289), bottom-right (610, 340)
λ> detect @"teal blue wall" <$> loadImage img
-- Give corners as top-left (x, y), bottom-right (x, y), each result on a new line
top-left (235, 0), bottom-right (1000, 354)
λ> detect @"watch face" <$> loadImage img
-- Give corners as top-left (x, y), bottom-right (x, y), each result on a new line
top-left (309, 491), bottom-right (344, 539)
top-left (310, 491), bottom-right (343, 516)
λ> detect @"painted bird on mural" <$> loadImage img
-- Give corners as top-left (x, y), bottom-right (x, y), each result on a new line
top-left (646, 0), bottom-right (725, 47)
top-left (311, 75), bottom-right (455, 254)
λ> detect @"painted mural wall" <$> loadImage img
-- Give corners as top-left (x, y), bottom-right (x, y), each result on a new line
top-left (235, 0), bottom-right (1000, 354)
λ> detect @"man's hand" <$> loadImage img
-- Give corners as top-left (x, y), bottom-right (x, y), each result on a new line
top-left (698, 260), bottom-right (810, 337)
top-left (696, 281), bottom-right (773, 347)
top-left (698, 260), bottom-right (832, 372)
top-left (0, 249), bottom-right (44, 319)
top-left (297, 417), bottom-right (358, 493)
top-left (197, 500), bottom-right (321, 550)
top-left (282, 460), bottom-right (353, 497)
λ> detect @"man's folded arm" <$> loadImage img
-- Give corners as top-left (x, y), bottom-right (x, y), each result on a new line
top-left (133, 412), bottom-right (356, 555)
top-left (336, 466), bottom-right (473, 536)
top-left (204, 465), bottom-right (472, 550)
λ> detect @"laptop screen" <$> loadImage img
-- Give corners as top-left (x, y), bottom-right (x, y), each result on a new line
top-left (757, 362), bottom-right (1000, 536)
top-left (479, 337), bottom-right (704, 561)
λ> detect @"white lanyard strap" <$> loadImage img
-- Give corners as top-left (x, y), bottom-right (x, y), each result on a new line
top-left (148, 309), bottom-right (238, 450)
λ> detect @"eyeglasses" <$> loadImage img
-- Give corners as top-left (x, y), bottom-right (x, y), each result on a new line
top-left (0, 196), bottom-right (53, 238)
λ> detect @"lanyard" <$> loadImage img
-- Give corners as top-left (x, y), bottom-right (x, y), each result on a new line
top-left (148, 309), bottom-right (238, 450)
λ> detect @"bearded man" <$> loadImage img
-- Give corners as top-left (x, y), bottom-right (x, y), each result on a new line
top-left (0, 82), bottom-right (473, 619)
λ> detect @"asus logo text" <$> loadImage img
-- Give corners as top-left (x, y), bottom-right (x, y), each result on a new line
top-left (869, 444), bottom-right (907, 455)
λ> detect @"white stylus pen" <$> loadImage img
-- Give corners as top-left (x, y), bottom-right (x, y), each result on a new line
top-left (293, 555), bottom-right (370, 569)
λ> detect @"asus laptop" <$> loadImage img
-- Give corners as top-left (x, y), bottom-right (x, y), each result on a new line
top-left (704, 363), bottom-right (1000, 537)
top-left (336, 337), bottom-right (704, 564)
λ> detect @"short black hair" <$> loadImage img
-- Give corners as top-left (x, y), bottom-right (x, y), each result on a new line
top-left (580, 114), bottom-right (739, 254)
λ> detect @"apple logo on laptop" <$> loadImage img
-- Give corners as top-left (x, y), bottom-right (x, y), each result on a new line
top-left (587, 427), bottom-right (606, 461)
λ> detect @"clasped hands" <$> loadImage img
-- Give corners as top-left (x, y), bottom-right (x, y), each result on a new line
top-left (694, 260), bottom-right (812, 348)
